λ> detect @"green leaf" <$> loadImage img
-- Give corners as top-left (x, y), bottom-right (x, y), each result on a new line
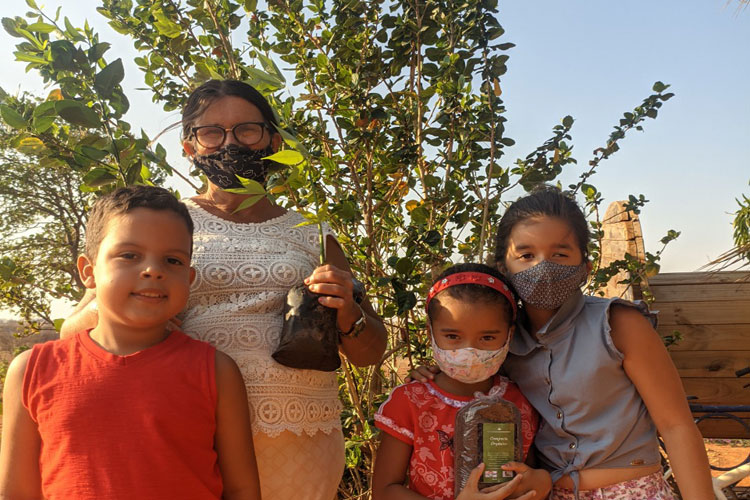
top-left (1, 17), bottom-right (22, 38)
top-left (55, 100), bottom-right (101, 128)
top-left (17, 136), bottom-right (45, 154)
top-left (153, 9), bottom-right (181, 38)
top-left (88, 42), bottom-right (111, 62)
top-left (244, 66), bottom-right (284, 90)
top-left (63, 17), bottom-right (85, 42)
top-left (243, 0), bottom-right (258, 11)
top-left (235, 176), bottom-right (267, 194)
top-left (276, 127), bottom-right (310, 157)
top-left (0, 104), bottom-right (28, 129)
top-left (32, 115), bottom-right (55, 133)
top-left (258, 54), bottom-right (285, 83)
top-left (79, 145), bottom-right (109, 161)
top-left (395, 289), bottom-right (417, 315)
top-left (94, 58), bottom-right (124, 98)
top-left (26, 22), bottom-right (56, 33)
top-left (13, 51), bottom-right (47, 65)
top-left (82, 167), bottom-right (117, 187)
top-left (652, 81), bottom-right (666, 93)
top-left (395, 257), bottom-right (414, 275)
top-left (53, 318), bottom-right (65, 332)
top-left (264, 149), bottom-right (303, 166)
top-left (562, 115), bottom-right (574, 128)
top-left (231, 194), bottom-right (265, 213)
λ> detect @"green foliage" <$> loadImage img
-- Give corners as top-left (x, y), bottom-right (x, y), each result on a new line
top-left (0, 111), bottom-right (90, 336)
top-left (0, 1), bottom-right (681, 496)
top-left (0, 5), bottom-right (174, 189)
top-left (733, 193), bottom-right (750, 261)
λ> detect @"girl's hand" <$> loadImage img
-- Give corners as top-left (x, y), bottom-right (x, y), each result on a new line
top-left (304, 264), bottom-right (360, 333)
top-left (456, 464), bottom-right (536, 500)
top-left (405, 364), bottom-right (440, 383)
top-left (501, 462), bottom-right (551, 499)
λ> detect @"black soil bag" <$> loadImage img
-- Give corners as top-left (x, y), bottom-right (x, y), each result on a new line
top-left (272, 283), bottom-right (341, 372)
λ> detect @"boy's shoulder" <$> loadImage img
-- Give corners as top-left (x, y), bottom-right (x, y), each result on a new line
top-left (23, 332), bottom-right (80, 360)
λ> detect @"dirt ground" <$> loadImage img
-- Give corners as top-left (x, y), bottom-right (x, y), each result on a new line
top-left (705, 439), bottom-right (750, 488)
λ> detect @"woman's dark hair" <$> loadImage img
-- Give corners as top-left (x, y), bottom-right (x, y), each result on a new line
top-left (493, 185), bottom-right (590, 266)
top-left (427, 263), bottom-right (518, 323)
top-left (181, 79), bottom-right (279, 139)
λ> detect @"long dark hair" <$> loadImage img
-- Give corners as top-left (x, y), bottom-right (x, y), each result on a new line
top-left (181, 79), bottom-right (279, 139)
top-left (493, 185), bottom-right (590, 265)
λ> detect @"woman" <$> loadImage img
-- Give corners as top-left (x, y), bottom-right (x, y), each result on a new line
top-left (63, 79), bottom-right (388, 500)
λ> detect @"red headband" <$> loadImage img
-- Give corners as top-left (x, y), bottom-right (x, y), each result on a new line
top-left (426, 272), bottom-right (517, 319)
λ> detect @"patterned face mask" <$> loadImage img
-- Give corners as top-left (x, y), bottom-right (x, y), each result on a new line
top-left (430, 331), bottom-right (510, 384)
top-left (192, 144), bottom-right (276, 190)
top-left (509, 260), bottom-right (588, 310)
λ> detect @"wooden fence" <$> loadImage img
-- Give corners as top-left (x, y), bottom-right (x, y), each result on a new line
top-left (649, 271), bottom-right (750, 438)
top-left (601, 201), bottom-right (750, 438)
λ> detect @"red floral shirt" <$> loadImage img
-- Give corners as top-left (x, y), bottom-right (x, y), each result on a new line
top-left (375, 376), bottom-right (538, 500)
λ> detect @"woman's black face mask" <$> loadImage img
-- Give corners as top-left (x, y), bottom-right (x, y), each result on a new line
top-left (191, 144), bottom-right (277, 190)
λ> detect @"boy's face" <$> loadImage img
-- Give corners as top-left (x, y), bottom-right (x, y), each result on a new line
top-left (78, 208), bottom-right (195, 333)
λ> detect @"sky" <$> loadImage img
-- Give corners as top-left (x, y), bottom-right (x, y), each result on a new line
top-left (1, 0), bottom-right (749, 317)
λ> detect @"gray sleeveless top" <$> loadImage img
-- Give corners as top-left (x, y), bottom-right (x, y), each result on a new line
top-left (503, 293), bottom-right (661, 491)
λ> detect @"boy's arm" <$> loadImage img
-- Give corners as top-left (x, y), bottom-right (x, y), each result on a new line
top-left (213, 351), bottom-right (261, 500)
top-left (0, 350), bottom-right (43, 500)
top-left (59, 288), bottom-right (97, 339)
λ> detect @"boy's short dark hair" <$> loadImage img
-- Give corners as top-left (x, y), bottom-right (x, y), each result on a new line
top-left (85, 185), bottom-right (194, 260)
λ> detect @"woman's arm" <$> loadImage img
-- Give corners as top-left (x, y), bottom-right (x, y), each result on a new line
top-left (214, 350), bottom-right (261, 500)
top-left (0, 350), bottom-right (43, 499)
top-left (59, 288), bottom-right (98, 339)
top-left (610, 305), bottom-right (713, 500)
top-left (304, 235), bottom-right (387, 367)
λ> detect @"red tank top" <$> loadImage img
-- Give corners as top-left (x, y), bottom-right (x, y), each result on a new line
top-left (22, 330), bottom-right (223, 500)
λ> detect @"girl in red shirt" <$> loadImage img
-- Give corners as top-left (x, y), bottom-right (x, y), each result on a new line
top-left (372, 263), bottom-right (551, 500)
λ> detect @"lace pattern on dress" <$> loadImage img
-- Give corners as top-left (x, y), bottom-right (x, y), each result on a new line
top-left (181, 200), bottom-right (342, 437)
top-left (423, 377), bottom-right (509, 408)
top-left (374, 414), bottom-right (415, 442)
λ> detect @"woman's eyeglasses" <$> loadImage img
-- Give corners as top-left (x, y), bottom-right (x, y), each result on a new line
top-left (190, 122), bottom-right (268, 148)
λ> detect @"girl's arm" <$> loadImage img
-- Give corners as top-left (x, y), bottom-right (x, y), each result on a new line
top-left (501, 462), bottom-right (551, 499)
top-left (372, 433), bottom-right (428, 500)
top-left (305, 235), bottom-right (387, 367)
top-left (0, 350), bottom-right (43, 499)
top-left (372, 433), bottom-right (534, 500)
top-left (610, 305), bottom-right (713, 499)
top-left (59, 288), bottom-right (98, 339)
top-left (213, 351), bottom-right (261, 500)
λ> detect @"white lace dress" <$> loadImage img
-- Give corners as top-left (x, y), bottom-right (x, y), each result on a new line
top-left (181, 200), bottom-right (345, 500)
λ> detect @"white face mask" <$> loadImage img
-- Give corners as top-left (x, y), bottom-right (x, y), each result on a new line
top-left (430, 330), bottom-right (511, 384)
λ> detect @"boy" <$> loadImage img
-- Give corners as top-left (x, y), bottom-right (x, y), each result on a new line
top-left (0, 185), bottom-right (261, 500)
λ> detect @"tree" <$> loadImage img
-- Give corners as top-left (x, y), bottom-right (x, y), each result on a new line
top-left (1, 1), bottom-right (677, 496)
top-left (0, 94), bottom-right (89, 335)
